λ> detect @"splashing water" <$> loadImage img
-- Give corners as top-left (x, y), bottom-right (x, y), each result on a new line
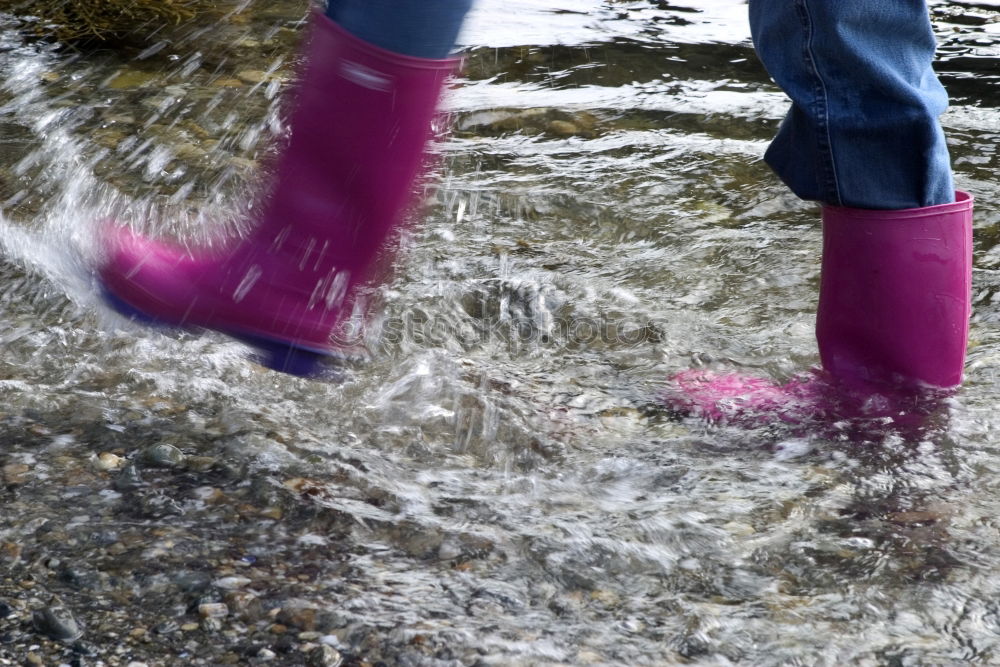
top-left (1, 1), bottom-right (1000, 664)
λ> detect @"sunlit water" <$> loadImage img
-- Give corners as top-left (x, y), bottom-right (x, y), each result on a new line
top-left (1, 0), bottom-right (1000, 664)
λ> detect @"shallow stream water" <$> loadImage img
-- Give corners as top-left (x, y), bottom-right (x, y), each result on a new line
top-left (1, 0), bottom-right (1000, 664)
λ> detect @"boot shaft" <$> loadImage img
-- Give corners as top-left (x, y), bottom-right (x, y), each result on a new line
top-left (257, 11), bottom-right (459, 275)
top-left (816, 191), bottom-right (974, 389)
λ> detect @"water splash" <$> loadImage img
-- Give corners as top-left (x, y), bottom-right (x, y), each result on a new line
top-left (1, 0), bottom-right (1000, 664)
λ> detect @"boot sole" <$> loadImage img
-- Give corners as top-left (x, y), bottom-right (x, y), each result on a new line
top-left (101, 287), bottom-right (338, 378)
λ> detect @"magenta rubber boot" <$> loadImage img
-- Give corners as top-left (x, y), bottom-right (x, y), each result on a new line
top-left (99, 10), bottom-right (459, 375)
top-left (666, 192), bottom-right (974, 426)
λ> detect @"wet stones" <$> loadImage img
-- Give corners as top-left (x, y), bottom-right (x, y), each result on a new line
top-left (172, 142), bottom-right (209, 162)
top-left (32, 604), bottom-right (83, 641)
top-left (2, 462), bottom-right (31, 486)
top-left (175, 570), bottom-right (213, 594)
top-left (235, 70), bottom-right (283, 85)
top-left (90, 451), bottom-right (125, 472)
top-left (547, 119), bottom-right (584, 137)
top-left (152, 619), bottom-right (181, 635)
top-left (212, 77), bottom-right (246, 88)
top-left (306, 644), bottom-right (343, 667)
top-left (57, 565), bottom-right (102, 591)
top-left (186, 456), bottom-right (219, 473)
top-left (386, 521), bottom-right (444, 559)
top-left (213, 575), bottom-right (252, 590)
top-left (276, 600), bottom-right (319, 632)
top-left (104, 68), bottom-right (159, 90)
top-left (141, 443), bottom-right (186, 468)
top-left (223, 590), bottom-right (263, 623)
top-left (113, 462), bottom-right (144, 491)
top-left (455, 107), bottom-right (603, 139)
top-left (198, 602), bottom-right (229, 619)
top-left (0, 542), bottom-right (22, 567)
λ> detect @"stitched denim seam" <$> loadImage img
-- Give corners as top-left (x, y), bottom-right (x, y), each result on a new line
top-left (797, 0), bottom-right (841, 206)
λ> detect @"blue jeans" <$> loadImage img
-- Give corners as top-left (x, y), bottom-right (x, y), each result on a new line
top-left (325, 0), bottom-right (473, 59)
top-left (749, 0), bottom-right (954, 210)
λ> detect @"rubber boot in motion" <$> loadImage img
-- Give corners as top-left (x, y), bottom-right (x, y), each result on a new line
top-left (99, 10), bottom-right (458, 375)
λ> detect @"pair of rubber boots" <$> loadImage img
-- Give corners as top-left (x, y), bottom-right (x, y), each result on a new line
top-left (100, 10), bottom-right (458, 375)
top-left (100, 11), bottom-right (975, 423)
top-left (668, 191), bottom-right (974, 427)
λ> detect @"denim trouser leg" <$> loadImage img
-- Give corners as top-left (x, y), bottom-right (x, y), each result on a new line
top-left (325, 0), bottom-right (473, 59)
top-left (749, 0), bottom-right (954, 210)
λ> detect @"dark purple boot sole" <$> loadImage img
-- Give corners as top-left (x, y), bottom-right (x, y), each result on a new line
top-left (101, 287), bottom-right (335, 378)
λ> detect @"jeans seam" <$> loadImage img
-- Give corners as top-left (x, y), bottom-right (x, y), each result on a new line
top-left (797, 0), bottom-right (842, 206)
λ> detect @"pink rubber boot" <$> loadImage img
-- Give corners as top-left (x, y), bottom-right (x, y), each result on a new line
top-left (99, 10), bottom-right (458, 375)
top-left (666, 191), bottom-right (974, 426)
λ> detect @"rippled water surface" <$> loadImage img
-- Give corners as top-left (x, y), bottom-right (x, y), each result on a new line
top-left (1, 1), bottom-right (1000, 664)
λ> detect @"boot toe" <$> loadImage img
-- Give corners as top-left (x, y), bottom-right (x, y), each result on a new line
top-left (99, 224), bottom-right (206, 326)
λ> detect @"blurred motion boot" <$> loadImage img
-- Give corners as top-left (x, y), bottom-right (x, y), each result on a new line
top-left (666, 191), bottom-right (974, 426)
top-left (99, 10), bottom-right (458, 375)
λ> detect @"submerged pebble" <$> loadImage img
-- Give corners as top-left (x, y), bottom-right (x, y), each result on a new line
top-left (213, 576), bottom-right (252, 590)
top-left (307, 644), bottom-right (343, 667)
top-left (114, 463), bottom-right (144, 490)
top-left (91, 452), bottom-right (125, 471)
top-left (141, 443), bottom-right (186, 468)
top-left (32, 605), bottom-right (82, 641)
top-left (104, 69), bottom-right (158, 90)
top-left (198, 602), bottom-right (230, 619)
top-left (2, 463), bottom-right (30, 486)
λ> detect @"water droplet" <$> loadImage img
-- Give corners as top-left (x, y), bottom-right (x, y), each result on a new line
top-left (298, 237), bottom-right (316, 271)
top-left (233, 264), bottom-right (262, 303)
top-left (325, 270), bottom-right (350, 310)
